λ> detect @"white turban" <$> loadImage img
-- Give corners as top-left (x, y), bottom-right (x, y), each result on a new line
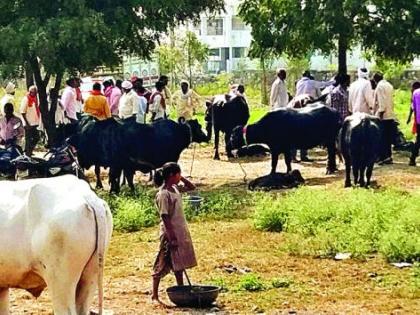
top-left (357, 67), bottom-right (369, 79)
top-left (121, 80), bottom-right (133, 90)
top-left (5, 82), bottom-right (15, 94)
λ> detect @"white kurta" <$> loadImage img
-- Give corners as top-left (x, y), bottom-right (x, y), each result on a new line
top-left (374, 80), bottom-right (395, 120)
top-left (348, 78), bottom-right (374, 114)
top-left (270, 78), bottom-right (288, 109)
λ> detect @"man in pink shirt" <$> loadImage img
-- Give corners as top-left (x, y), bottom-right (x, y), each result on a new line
top-left (60, 78), bottom-right (78, 123)
top-left (0, 103), bottom-right (24, 146)
top-left (408, 81), bottom-right (420, 166)
top-left (103, 80), bottom-right (122, 116)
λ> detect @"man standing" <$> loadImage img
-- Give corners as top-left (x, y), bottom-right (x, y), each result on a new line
top-left (373, 72), bottom-right (396, 165)
top-left (20, 85), bottom-right (40, 156)
top-left (60, 78), bottom-right (78, 123)
top-left (149, 81), bottom-right (166, 122)
top-left (348, 67), bottom-right (374, 114)
top-left (409, 82), bottom-right (420, 166)
top-left (0, 82), bottom-right (16, 117)
top-left (159, 75), bottom-right (172, 108)
top-left (0, 103), bottom-right (24, 146)
top-left (104, 80), bottom-right (122, 116)
top-left (296, 71), bottom-right (334, 99)
top-left (328, 74), bottom-right (351, 123)
top-left (172, 80), bottom-right (201, 120)
top-left (118, 80), bottom-right (139, 120)
top-left (270, 68), bottom-right (288, 110)
top-left (84, 83), bottom-right (111, 120)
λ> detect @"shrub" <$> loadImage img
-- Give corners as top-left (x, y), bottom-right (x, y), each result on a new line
top-left (271, 277), bottom-right (292, 288)
top-left (236, 274), bottom-right (266, 292)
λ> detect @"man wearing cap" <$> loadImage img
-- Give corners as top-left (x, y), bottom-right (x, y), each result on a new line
top-left (270, 68), bottom-right (288, 110)
top-left (0, 82), bottom-right (16, 118)
top-left (20, 85), bottom-right (40, 156)
top-left (348, 67), bottom-right (374, 114)
top-left (118, 80), bottom-right (139, 120)
top-left (172, 80), bottom-right (201, 120)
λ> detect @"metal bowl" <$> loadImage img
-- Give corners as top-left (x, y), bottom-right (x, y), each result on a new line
top-left (166, 285), bottom-right (220, 308)
top-left (183, 196), bottom-right (204, 210)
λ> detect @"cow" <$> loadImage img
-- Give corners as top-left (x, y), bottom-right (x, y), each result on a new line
top-left (205, 95), bottom-right (250, 160)
top-left (229, 103), bottom-right (341, 175)
top-left (0, 175), bottom-right (113, 315)
top-left (339, 113), bottom-right (382, 188)
top-left (70, 116), bottom-right (208, 193)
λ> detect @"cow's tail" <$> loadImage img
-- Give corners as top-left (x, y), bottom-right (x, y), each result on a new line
top-left (85, 194), bottom-right (112, 315)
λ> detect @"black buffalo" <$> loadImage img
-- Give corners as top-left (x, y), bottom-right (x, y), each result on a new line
top-left (229, 103), bottom-right (341, 175)
top-left (70, 116), bottom-right (208, 193)
top-left (339, 113), bottom-right (381, 188)
top-left (205, 95), bottom-right (250, 159)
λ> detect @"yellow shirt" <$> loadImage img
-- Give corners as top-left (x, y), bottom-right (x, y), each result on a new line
top-left (84, 94), bottom-right (111, 120)
top-left (172, 89), bottom-right (201, 120)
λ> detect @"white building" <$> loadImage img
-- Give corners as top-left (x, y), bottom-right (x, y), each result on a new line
top-left (190, 0), bottom-right (253, 73)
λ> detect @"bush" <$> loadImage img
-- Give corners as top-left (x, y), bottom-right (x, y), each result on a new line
top-left (271, 277), bottom-right (292, 288)
top-left (253, 187), bottom-right (420, 262)
top-left (236, 274), bottom-right (266, 292)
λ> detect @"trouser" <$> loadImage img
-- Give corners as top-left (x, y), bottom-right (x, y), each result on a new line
top-left (380, 120), bottom-right (395, 160)
top-left (410, 125), bottom-right (420, 162)
top-left (291, 149), bottom-right (308, 160)
top-left (24, 125), bottom-right (40, 156)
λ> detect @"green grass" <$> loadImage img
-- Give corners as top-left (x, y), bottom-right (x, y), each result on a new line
top-left (100, 186), bottom-right (250, 232)
top-left (394, 89), bottom-right (413, 140)
top-left (252, 187), bottom-right (420, 262)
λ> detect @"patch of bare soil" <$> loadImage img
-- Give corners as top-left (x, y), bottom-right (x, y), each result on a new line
top-left (9, 145), bottom-right (420, 314)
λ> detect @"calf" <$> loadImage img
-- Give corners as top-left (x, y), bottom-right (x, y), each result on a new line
top-left (229, 103), bottom-right (341, 175)
top-left (0, 175), bottom-right (113, 314)
top-left (339, 113), bottom-right (382, 187)
top-left (205, 95), bottom-right (250, 159)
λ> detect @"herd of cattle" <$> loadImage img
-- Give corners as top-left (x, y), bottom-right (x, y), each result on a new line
top-left (0, 94), bottom-right (403, 314)
top-left (63, 93), bottom-right (392, 191)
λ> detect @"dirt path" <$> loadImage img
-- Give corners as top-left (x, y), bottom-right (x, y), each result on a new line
top-left (9, 145), bottom-right (420, 314)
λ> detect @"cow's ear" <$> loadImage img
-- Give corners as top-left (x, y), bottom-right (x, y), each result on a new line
top-left (205, 101), bottom-right (212, 108)
top-left (178, 117), bottom-right (186, 124)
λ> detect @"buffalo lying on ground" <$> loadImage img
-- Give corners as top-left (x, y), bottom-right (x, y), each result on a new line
top-left (339, 113), bottom-right (382, 188)
top-left (70, 116), bottom-right (208, 193)
top-left (205, 95), bottom-right (250, 159)
top-left (229, 103), bottom-right (341, 175)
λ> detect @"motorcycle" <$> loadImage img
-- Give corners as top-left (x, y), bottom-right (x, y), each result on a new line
top-left (0, 139), bottom-right (23, 179)
top-left (12, 140), bottom-right (84, 180)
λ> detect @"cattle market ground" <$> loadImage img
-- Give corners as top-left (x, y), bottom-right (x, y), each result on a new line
top-left (9, 143), bottom-right (420, 314)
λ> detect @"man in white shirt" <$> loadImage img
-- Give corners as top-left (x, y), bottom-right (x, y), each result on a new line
top-left (373, 72), bottom-right (396, 164)
top-left (149, 81), bottom-right (167, 121)
top-left (60, 78), bottom-right (78, 123)
top-left (20, 85), bottom-right (40, 156)
top-left (348, 67), bottom-right (374, 114)
top-left (270, 68), bottom-right (288, 110)
top-left (118, 80), bottom-right (139, 120)
top-left (0, 82), bottom-right (16, 118)
top-left (296, 71), bottom-right (334, 99)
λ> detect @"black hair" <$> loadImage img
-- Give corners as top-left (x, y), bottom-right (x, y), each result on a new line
top-left (153, 162), bottom-right (181, 187)
top-left (336, 73), bottom-right (350, 86)
top-left (155, 80), bottom-right (165, 91)
top-left (302, 70), bottom-right (311, 78)
top-left (66, 78), bottom-right (75, 86)
top-left (116, 80), bottom-right (122, 89)
top-left (373, 72), bottom-right (383, 82)
top-left (237, 84), bottom-right (245, 94)
top-left (4, 102), bottom-right (13, 112)
top-left (103, 80), bottom-right (112, 88)
top-left (411, 81), bottom-right (420, 91)
top-left (93, 82), bottom-right (101, 91)
top-left (159, 75), bottom-right (168, 82)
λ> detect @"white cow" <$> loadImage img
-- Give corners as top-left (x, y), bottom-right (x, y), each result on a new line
top-left (0, 175), bottom-right (113, 315)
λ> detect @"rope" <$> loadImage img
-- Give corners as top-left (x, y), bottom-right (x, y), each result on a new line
top-left (189, 143), bottom-right (196, 177)
top-left (238, 160), bottom-right (247, 183)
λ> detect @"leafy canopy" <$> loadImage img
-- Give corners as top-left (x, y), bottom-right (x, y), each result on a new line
top-left (239, 0), bottom-right (420, 63)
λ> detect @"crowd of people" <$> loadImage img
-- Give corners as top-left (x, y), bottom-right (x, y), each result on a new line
top-left (0, 75), bottom-right (205, 157)
top-left (270, 67), bottom-right (420, 166)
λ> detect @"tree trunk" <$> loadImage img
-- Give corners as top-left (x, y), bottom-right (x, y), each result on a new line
top-left (338, 34), bottom-right (347, 75)
top-left (25, 63), bottom-right (34, 89)
top-left (260, 57), bottom-right (269, 105)
top-left (28, 55), bottom-right (61, 147)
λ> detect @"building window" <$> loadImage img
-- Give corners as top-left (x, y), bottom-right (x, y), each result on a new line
top-left (233, 47), bottom-right (246, 58)
top-left (232, 16), bottom-right (246, 30)
top-left (209, 49), bottom-right (220, 57)
top-left (207, 18), bottom-right (223, 36)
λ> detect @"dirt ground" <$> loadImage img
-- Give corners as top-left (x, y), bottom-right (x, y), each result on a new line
top-left (9, 144), bottom-right (420, 314)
